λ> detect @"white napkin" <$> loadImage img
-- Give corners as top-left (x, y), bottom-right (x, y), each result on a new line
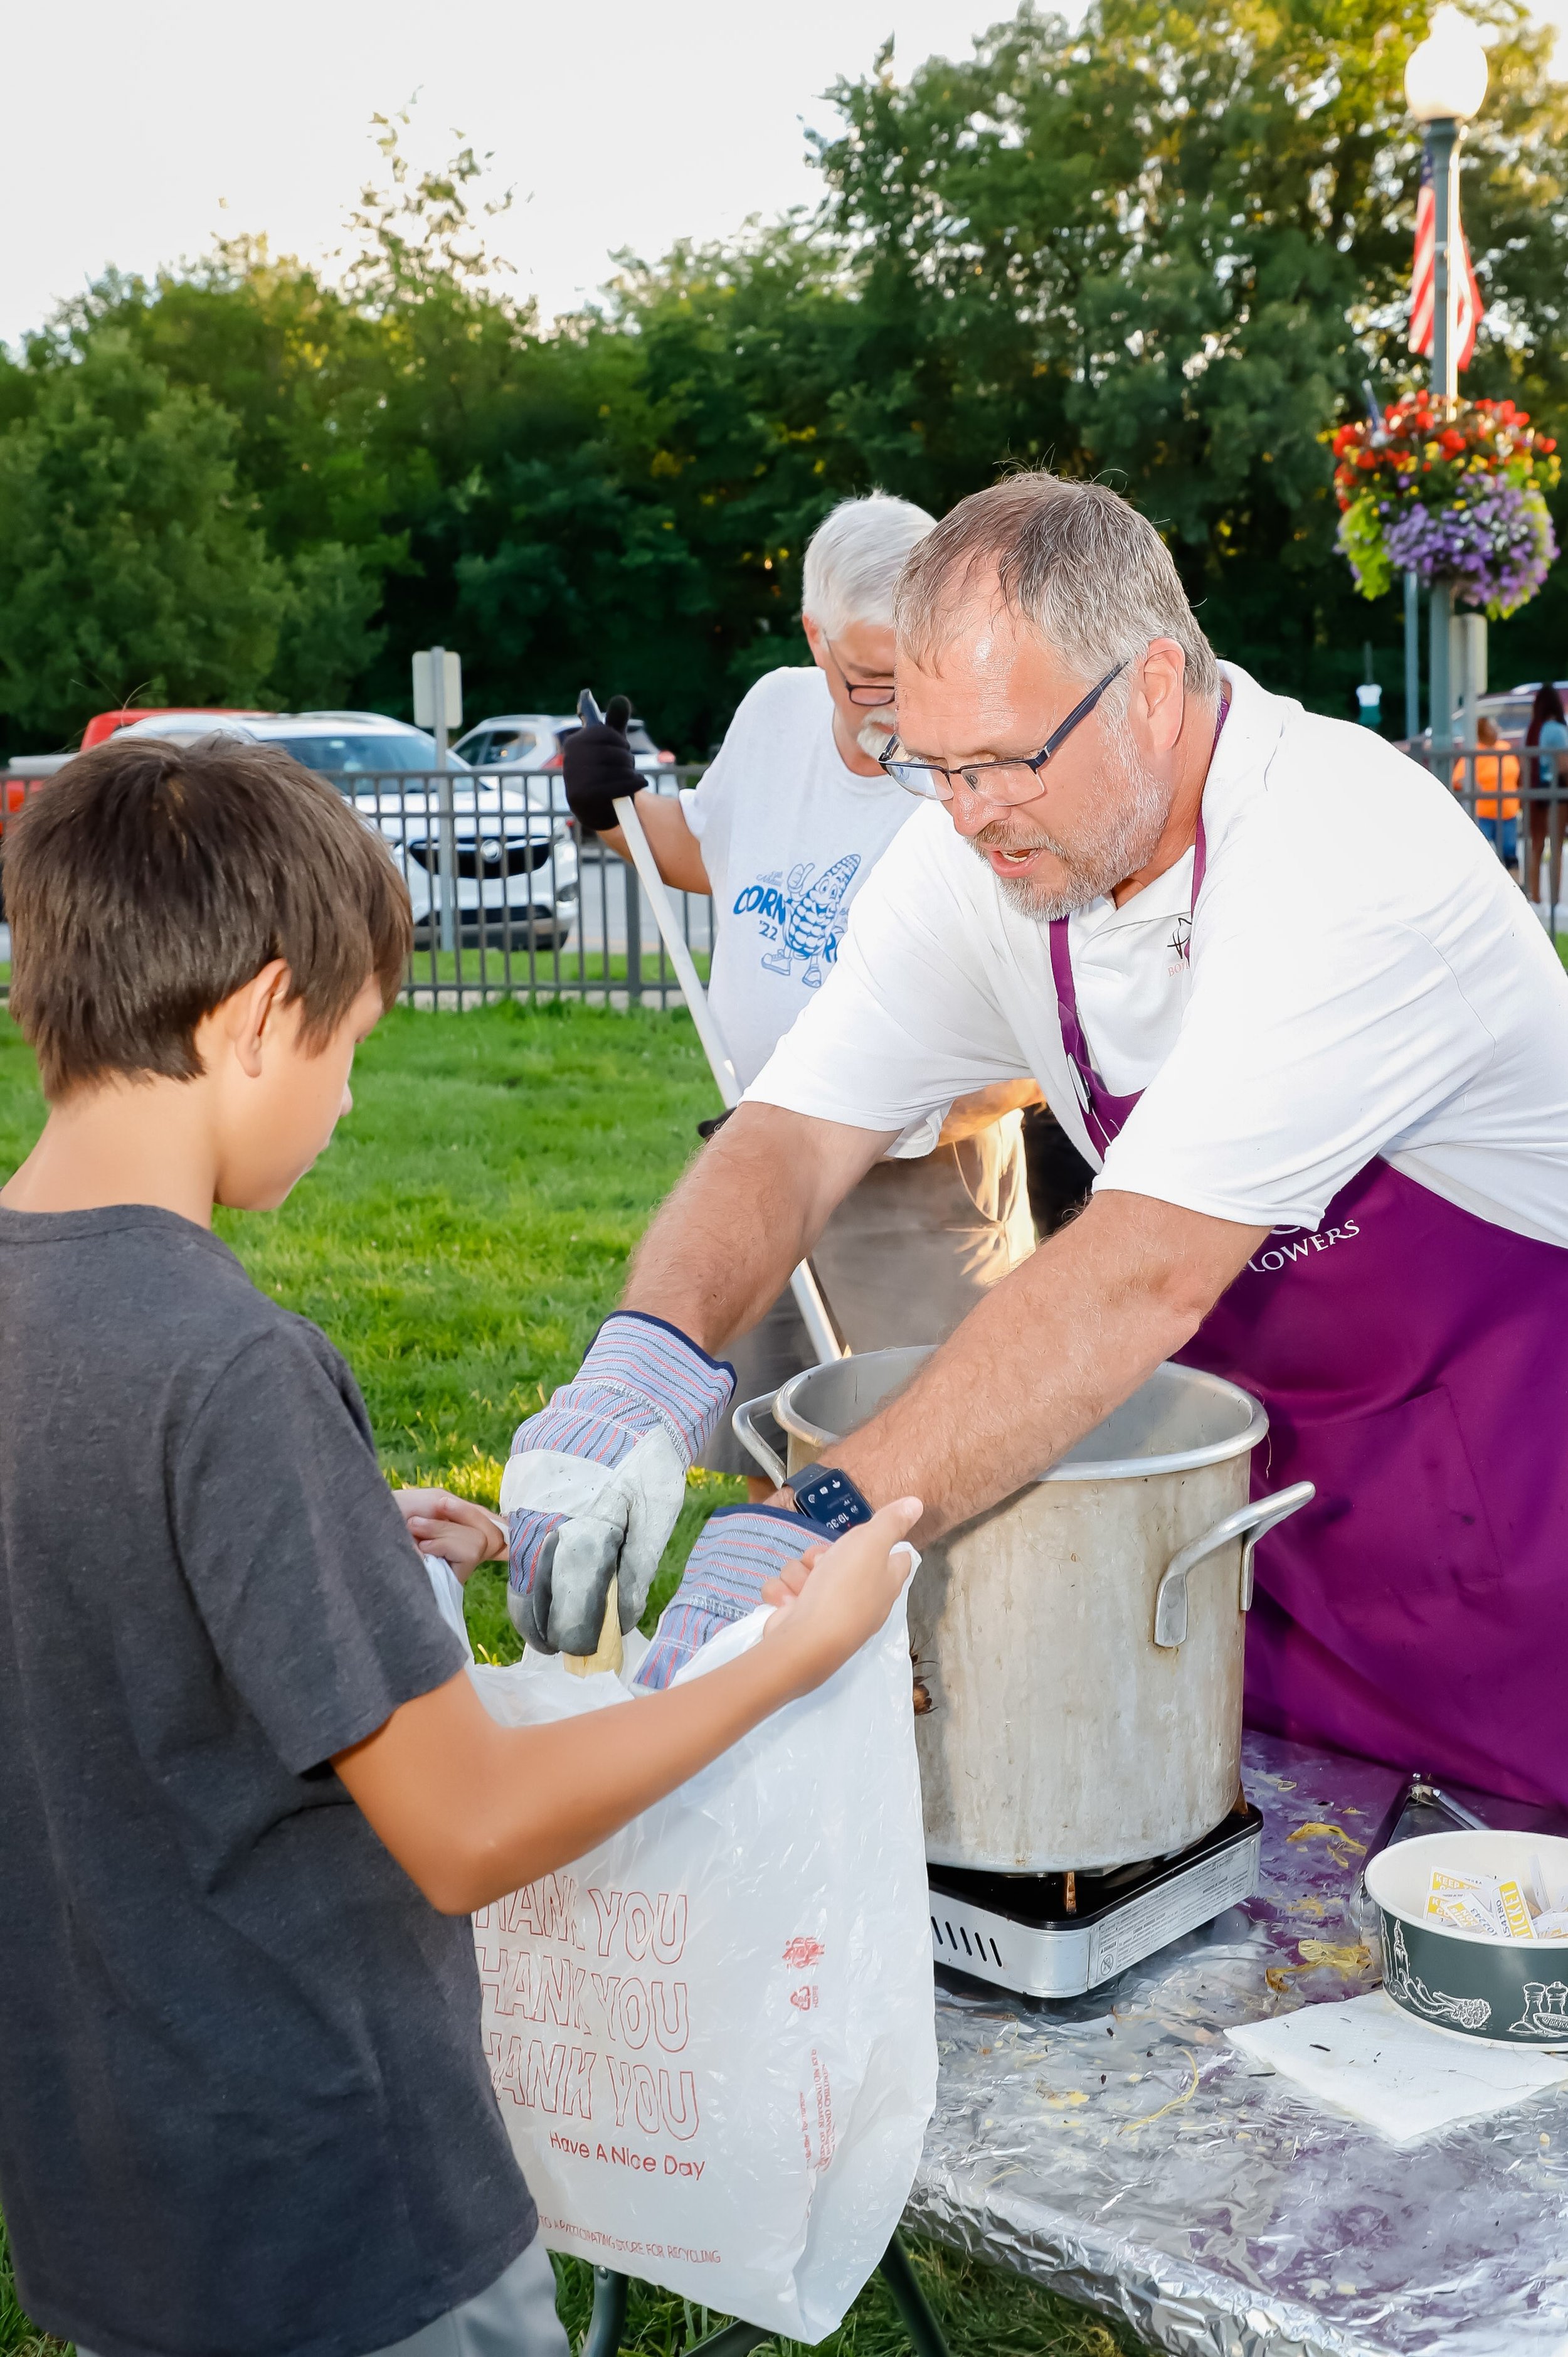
top-left (1227, 1989), bottom-right (1568, 2142)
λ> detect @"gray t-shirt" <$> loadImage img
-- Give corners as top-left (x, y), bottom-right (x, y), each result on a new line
top-left (0, 1205), bottom-right (533, 2357)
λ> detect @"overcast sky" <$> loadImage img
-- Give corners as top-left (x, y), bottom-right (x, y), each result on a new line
top-left (3, 0), bottom-right (1563, 349)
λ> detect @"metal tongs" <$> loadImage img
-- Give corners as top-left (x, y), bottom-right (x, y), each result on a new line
top-left (1352, 1770), bottom-right (1491, 1931)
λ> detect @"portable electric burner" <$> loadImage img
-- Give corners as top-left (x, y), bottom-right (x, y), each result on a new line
top-left (927, 1802), bottom-right (1264, 2000)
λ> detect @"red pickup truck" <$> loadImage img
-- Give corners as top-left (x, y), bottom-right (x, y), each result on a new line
top-left (78, 706), bottom-right (270, 750)
top-left (5, 709), bottom-right (272, 811)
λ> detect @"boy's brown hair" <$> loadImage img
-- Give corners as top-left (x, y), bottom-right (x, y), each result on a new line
top-left (5, 734), bottom-right (413, 1099)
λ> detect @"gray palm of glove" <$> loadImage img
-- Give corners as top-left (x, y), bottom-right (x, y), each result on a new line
top-left (498, 1310), bottom-right (736, 1655)
top-left (500, 1425), bottom-right (688, 1654)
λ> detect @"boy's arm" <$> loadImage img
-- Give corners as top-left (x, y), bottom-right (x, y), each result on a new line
top-left (334, 1499), bottom-right (919, 1914)
top-left (395, 1487), bottom-right (506, 1578)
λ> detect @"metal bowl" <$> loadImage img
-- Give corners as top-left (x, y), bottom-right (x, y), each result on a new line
top-left (1365, 1830), bottom-right (1568, 2047)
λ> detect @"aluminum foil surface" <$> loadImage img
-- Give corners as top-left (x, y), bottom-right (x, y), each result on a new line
top-left (906, 1732), bottom-right (1568, 2357)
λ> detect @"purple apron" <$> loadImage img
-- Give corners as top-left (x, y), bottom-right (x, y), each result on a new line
top-left (1049, 822), bottom-right (1568, 1809)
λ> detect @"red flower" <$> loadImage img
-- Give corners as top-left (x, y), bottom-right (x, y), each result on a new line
top-left (1540, 437), bottom-right (1557, 455)
top-left (1440, 429), bottom-right (1467, 454)
top-left (1359, 448), bottom-right (1379, 467)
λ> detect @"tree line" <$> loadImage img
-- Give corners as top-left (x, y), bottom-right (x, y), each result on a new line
top-left (1, 0), bottom-right (1565, 758)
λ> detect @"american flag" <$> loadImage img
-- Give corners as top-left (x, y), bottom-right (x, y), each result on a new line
top-left (1409, 151), bottom-right (1483, 370)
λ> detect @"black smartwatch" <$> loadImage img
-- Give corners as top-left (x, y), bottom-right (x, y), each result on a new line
top-left (788, 1462), bottom-right (875, 1537)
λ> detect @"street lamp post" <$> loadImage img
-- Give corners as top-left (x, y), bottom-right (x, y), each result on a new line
top-left (1405, 8), bottom-right (1489, 775)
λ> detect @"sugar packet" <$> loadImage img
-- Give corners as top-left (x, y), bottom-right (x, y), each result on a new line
top-left (1421, 1866), bottom-right (1566, 1940)
top-left (1425, 1869), bottom-right (1508, 1937)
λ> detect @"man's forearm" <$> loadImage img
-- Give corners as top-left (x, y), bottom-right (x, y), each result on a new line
top-left (820, 1191), bottom-right (1266, 1539)
top-left (598, 791), bottom-right (711, 895)
top-left (623, 1104), bottom-right (893, 1351)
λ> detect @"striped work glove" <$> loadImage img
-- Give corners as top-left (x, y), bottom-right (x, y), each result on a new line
top-left (501, 1312), bottom-right (733, 1656)
top-left (638, 1504), bottom-right (816, 1690)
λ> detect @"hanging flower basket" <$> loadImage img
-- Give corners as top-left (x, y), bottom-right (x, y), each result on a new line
top-left (1332, 396), bottom-right (1559, 618)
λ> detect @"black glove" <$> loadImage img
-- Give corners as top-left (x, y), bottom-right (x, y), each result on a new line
top-left (563, 694), bottom-right (637, 832)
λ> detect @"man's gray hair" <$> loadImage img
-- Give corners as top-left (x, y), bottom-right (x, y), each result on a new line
top-left (802, 493), bottom-right (937, 637)
top-left (896, 474), bottom-right (1219, 701)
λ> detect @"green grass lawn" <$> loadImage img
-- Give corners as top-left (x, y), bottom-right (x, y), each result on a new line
top-left (0, 1000), bottom-right (1141, 2357)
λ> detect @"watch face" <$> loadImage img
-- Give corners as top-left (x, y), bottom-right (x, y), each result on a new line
top-left (817, 1503), bottom-right (864, 1535)
top-left (796, 1468), bottom-right (872, 1533)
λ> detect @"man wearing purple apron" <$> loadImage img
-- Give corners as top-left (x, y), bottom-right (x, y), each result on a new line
top-left (502, 472), bottom-right (1568, 1809)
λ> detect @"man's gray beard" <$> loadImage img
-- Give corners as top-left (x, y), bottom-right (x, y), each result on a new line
top-left (975, 732), bottom-right (1172, 922)
top-left (857, 712), bottom-right (898, 762)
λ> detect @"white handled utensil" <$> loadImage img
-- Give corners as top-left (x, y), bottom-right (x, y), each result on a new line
top-left (578, 689), bottom-right (842, 1368)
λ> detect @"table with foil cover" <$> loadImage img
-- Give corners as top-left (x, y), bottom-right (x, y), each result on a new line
top-left (906, 1730), bottom-right (1568, 2357)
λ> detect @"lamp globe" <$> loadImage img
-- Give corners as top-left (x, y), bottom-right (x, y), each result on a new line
top-left (1405, 6), bottom-right (1490, 122)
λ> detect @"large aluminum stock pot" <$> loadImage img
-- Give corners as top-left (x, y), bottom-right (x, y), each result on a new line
top-left (734, 1347), bottom-right (1311, 1873)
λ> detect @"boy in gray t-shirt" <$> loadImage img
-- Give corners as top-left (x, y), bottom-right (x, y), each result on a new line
top-left (0, 735), bottom-right (919, 2357)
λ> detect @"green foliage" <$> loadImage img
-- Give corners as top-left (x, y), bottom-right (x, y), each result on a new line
top-left (805, 0), bottom-right (1568, 710)
top-left (2, 3), bottom-right (1567, 754)
top-left (270, 540), bottom-right (388, 710)
top-left (1338, 491), bottom-right (1397, 602)
top-left (0, 334), bottom-right (287, 737)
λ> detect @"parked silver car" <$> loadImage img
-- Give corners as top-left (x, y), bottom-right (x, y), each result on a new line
top-left (454, 711), bottom-right (675, 824)
top-left (1409, 682), bottom-right (1568, 758)
top-left (110, 711), bottom-right (579, 950)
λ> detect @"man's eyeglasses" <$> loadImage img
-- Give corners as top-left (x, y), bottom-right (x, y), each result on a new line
top-left (825, 638), bottom-right (896, 709)
top-left (879, 661), bottom-right (1127, 803)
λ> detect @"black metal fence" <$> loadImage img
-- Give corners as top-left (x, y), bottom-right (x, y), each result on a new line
top-left (0, 765), bottom-right (716, 1013)
top-left (373, 765), bottom-right (717, 1011)
top-left (0, 744), bottom-right (1561, 1014)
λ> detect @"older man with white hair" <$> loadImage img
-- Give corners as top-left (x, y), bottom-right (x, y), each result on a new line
top-left (501, 470), bottom-right (1568, 1807)
top-left (563, 491), bottom-right (1036, 1484)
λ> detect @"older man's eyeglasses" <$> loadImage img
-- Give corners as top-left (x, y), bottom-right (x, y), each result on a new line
top-left (824, 639), bottom-right (897, 708)
top-left (880, 661), bottom-right (1126, 802)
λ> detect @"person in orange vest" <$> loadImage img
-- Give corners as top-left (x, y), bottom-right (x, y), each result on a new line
top-left (1453, 714), bottom-right (1521, 870)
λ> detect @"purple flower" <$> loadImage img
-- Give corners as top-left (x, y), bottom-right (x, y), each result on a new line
top-left (1377, 480), bottom-right (1557, 617)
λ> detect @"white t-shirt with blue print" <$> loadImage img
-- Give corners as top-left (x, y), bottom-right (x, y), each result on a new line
top-left (681, 665), bottom-right (916, 1090)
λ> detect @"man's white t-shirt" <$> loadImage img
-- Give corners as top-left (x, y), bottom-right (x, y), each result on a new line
top-left (681, 666), bottom-right (917, 1090)
top-left (746, 662), bottom-right (1568, 1247)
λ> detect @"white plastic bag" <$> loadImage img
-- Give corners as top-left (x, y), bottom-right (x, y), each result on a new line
top-left (468, 1590), bottom-right (935, 2341)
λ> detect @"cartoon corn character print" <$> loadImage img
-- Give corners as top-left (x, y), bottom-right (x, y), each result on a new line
top-left (761, 853), bottom-right (861, 985)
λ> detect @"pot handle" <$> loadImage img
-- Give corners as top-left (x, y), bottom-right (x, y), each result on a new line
top-left (1153, 1480), bottom-right (1315, 1649)
top-left (731, 1393), bottom-right (788, 1487)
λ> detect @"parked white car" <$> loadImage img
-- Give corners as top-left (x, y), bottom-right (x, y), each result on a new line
top-left (110, 711), bottom-right (579, 950)
top-left (454, 711), bottom-right (675, 824)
